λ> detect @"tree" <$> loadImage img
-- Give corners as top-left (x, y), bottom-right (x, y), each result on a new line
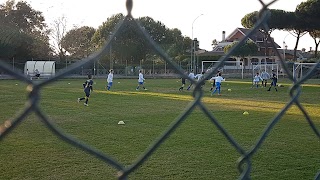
top-left (61, 26), bottom-right (96, 59)
top-left (224, 40), bottom-right (258, 58)
top-left (295, 0), bottom-right (320, 29)
top-left (287, 10), bottom-right (308, 60)
top-left (0, 0), bottom-right (52, 60)
top-left (241, 9), bottom-right (291, 58)
top-left (50, 16), bottom-right (68, 61)
top-left (91, 13), bottom-right (191, 68)
top-left (296, 0), bottom-right (320, 58)
top-left (241, 9), bottom-right (292, 33)
top-left (309, 30), bottom-right (320, 58)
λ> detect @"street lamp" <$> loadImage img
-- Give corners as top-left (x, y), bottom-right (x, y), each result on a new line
top-left (191, 14), bottom-right (203, 72)
top-left (283, 33), bottom-right (290, 60)
top-left (283, 41), bottom-right (287, 60)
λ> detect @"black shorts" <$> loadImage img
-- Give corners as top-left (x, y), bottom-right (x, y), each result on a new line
top-left (84, 90), bottom-right (91, 97)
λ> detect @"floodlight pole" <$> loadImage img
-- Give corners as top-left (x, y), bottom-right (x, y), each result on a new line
top-left (191, 14), bottom-right (203, 72)
top-left (283, 33), bottom-right (290, 60)
top-left (109, 32), bottom-right (113, 70)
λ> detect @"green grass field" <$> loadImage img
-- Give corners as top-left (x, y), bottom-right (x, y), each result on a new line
top-left (0, 78), bottom-right (319, 180)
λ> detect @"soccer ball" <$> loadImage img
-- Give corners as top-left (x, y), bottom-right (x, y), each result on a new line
top-left (228, 89), bottom-right (232, 91)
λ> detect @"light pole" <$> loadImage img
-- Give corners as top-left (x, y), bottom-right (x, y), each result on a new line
top-left (191, 14), bottom-right (203, 72)
top-left (283, 33), bottom-right (290, 60)
top-left (109, 32), bottom-right (113, 70)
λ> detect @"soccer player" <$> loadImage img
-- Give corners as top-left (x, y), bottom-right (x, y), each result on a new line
top-left (194, 71), bottom-right (206, 89)
top-left (267, 72), bottom-right (278, 91)
top-left (211, 72), bottom-right (225, 95)
top-left (106, 69), bottom-right (113, 91)
top-left (179, 71), bottom-right (188, 91)
top-left (186, 70), bottom-right (195, 90)
top-left (252, 72), bottom-right (263, 88)
top-left (136, 70), bottom-right (147, 90)
top-left (78, 74), bottom-right (94, 106)
top-left (261, 70), bottom-right (270, 87)
top-left (210, 70), bottom-right (220, 91)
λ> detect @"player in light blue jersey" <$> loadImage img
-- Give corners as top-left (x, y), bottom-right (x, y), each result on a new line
top-left (252, 72), bottom-right (263, 88)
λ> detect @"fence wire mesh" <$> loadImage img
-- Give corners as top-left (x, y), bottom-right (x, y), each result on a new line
top-left (0, 0), bottom-right (320, 179)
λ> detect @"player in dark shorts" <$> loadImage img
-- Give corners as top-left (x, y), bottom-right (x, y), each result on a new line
top-left (179, 72), bottom-right (187, 91)
top-left (267, 72), bottom-right (278, 92)
top-left (78, 74), bottom-right (94, 106)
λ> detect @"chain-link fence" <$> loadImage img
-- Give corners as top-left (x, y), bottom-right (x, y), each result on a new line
top-left (0, 0), bottom-right (319, 179)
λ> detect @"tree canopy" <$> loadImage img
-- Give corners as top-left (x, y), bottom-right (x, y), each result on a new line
top-left (224, 40), bottom-right (258, 58)
top-left (0, 0), bottom-right (52, 60)
top-left (61, 26), bottom-right (96, 59)
top-left (90, 13), bottom-right (191, 67)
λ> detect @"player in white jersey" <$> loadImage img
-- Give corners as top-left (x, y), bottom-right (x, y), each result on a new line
top-left (252, 72), bottom-right (263, 88)
top-left (106, 69), bottom-right (113, 90)
top-left (136, 70), bottom-right (147, 90)
top-left (186, 70), bottom-right (195, 90)
top-left (210, 72), bottom-right (225, 95)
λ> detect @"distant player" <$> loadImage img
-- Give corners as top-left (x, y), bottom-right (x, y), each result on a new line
top-left (136, 70), bottom-right (147, 90)
top-left (34, 69), bottom-right (40, 79)
top-left (261, 70), bottom-right (270, 87)
top-left (252, 72), bottom-right (263, 88)
top-left (106, 69), bottom-right (113, 91)
top-left (78, 74), bottom-right (93, 106)
top-left (210, 72), bottom-right (225, 95)
top-left (195, 71), bottom-right (206, 89)
top-left (267, 72), bottom-right (278, 92)
top-left (186, 70), bottom-right (195, 90)
top-left (179, 71), bottom-right (188, 91)
top-left (210, 70), bottom-right (220, 91)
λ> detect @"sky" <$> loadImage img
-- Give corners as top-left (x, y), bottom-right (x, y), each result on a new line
top-left (5, 0), bottom-right (315, 52)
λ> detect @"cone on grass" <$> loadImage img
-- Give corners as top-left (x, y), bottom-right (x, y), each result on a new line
top-left (118, 121), bottom-right (125, 125)
top-left (243, 111), bottom-right (249, 115)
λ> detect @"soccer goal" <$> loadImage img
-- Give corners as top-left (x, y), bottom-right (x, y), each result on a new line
top-left (293, 62), bottom-right (320, 79)
top-left (252, 63), bottom-right (279, 78)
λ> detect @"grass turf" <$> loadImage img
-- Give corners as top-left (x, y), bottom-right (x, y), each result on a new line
top-left (0, 78), bottom-right (319, 179)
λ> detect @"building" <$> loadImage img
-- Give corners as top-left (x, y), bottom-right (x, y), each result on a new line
top-left (202, 28), bottom-right (282, 66)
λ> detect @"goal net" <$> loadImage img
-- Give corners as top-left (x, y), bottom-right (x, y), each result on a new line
top-left (252, 63), bottom-right (278, 77)
top-left (293, 62), bottom-right (320, 79)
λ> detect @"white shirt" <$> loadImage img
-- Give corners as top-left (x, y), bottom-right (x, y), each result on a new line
top-left (195, 74), bottom-right (204, 81)
top-left (253, 75), bottom-right (262, 82)
top-left (188, 72), bottom-right (195, 79)
top-left (261, 72), bottom-right (270, 79)
top-left (138, 73), bottom-right (145, 82)
top-left (211, 76), bottom-right (224, 83)
top-left (107, 73), bottom-right (113, 83)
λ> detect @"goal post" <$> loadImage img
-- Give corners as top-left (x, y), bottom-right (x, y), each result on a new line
top-left (252, 63), bottom-right (278, 77)
top-left (293, 62), bottom-right (320, 79)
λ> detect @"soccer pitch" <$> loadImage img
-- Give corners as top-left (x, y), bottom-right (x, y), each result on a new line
top-left (0, 78), bottom-right (319, 179)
